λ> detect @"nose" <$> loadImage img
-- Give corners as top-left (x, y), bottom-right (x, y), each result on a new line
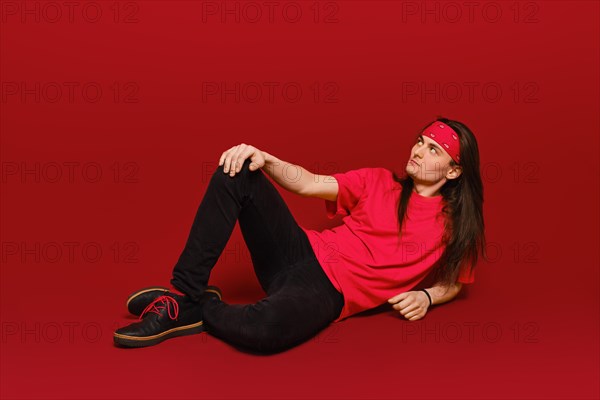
top-left (413, 145), bottom-right (425, 158)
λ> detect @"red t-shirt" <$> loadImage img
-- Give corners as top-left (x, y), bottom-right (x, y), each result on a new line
top-left (300, 167), bottom-right (475, 323)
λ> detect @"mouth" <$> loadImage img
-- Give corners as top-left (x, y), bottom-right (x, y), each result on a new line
top-left (408, 159), bottom-right (420, 167)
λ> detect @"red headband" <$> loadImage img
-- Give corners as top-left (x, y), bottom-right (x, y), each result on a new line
top-left (422, 121), bottom-right (461, 164)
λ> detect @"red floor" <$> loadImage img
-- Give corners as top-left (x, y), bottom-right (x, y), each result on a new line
top-left (2, 277), bottom-right (598, 399)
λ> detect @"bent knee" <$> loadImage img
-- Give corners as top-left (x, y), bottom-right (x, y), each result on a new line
top-left (212, 158), bottom-right (256, 182)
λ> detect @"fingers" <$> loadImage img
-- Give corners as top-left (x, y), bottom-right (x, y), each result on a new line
top-left (227, 145), bottom-right (245, 175)
top-left (407, 313), bottom-right (422, 321)
top-left (226, 145), bottom-right (244, 175)
top-left (388, 292), bottom-right (408, 304)
top-left (388, 291), bottom-right (427, 321)
top-left (220, 144), bottom-right (256, 177)
top-left (400, 306), bottom-right (423, 321)
top-left (390, 294), bottom-right (413, 310)
top-left (394, 302), bottom-right (419, 315)
top-left (219, 146), bottom-right (236, 167)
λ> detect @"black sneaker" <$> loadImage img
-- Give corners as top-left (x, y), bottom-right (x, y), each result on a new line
top-left (126, 286), bottom-right (169, 316)
top-left (126, 285), bottom-right (222, 316)
top-left (114, 293), bottom-right (205, 348)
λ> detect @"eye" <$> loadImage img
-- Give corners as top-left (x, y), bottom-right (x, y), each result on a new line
top-left (430, 147), bottom-right (437, 154)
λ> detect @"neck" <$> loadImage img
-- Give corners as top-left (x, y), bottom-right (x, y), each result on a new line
top-left (412, 178), bottom-right (446, 197)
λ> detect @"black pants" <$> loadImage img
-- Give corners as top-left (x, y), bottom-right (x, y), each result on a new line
top-left (170, 158), bottom-right (344, 354)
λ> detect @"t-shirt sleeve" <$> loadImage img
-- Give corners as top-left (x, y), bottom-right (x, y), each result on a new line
top-left (324, 168), bottom-right (371, 219)
top-left (457, 259), bottom-right (476, 284)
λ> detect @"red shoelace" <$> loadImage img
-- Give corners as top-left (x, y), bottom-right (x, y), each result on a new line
top-left (139, 295), bottom-right (179, 321)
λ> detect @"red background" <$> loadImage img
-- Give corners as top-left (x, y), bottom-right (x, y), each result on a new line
top-left (1, 1), bottom-right (599, 399)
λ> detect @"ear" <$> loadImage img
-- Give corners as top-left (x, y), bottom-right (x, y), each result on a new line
top-left (446, 165), bottom-right (463, 180)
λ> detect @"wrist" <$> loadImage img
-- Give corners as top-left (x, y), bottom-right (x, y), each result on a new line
top-left (420, 289), bottom-right (433, 307)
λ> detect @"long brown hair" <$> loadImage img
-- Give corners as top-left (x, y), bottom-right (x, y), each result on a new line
top-left (392, 116), bottom-right (487, 290)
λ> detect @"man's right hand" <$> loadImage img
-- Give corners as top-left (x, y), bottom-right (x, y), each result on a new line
top-left (218, 143), bottom-right (266, 178)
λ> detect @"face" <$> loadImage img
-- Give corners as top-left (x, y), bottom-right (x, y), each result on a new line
top-left (405, 134), bottom-right (461, 184)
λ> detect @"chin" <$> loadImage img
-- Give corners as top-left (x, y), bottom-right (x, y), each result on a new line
top-left (405, 165), bottom-right (418, 177)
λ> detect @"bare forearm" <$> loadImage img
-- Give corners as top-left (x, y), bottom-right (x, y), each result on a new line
top-left (261, 151), bottom-right (314, 196)
top-left (425, 282), bottom-right (462, 306)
